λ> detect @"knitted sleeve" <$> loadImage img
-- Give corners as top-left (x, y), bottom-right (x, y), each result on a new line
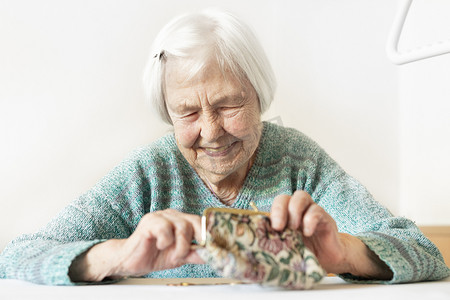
top-left (310, 146), bottom-right (450, 283)
top-left (0, 149), bottom-right (150, 285)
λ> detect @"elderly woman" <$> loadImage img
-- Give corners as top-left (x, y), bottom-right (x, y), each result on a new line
top-left (0, 9), bottom-right (449, 285)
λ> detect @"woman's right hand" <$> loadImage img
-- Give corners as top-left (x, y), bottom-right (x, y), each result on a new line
top-left (69, 209), bottom-right (204, 282)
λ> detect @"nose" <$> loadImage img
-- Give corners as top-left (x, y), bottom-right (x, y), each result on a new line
top-left (199, 111), bottom-right (224, 142)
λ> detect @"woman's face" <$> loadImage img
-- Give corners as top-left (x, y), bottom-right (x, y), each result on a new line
top-left (165, 59), bottom-right (262, 184)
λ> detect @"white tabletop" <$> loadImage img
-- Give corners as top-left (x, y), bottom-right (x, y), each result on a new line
top-left (1, 276), bottom-right (450, 300)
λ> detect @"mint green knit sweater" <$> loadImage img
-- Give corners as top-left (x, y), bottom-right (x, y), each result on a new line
top-left (1, 122), bottom-right (449, 285)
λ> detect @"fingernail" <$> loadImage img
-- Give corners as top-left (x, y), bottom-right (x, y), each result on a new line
top-left (304, 227), bottom-right (312, 236)
top-left (273, 221), bottom-right (283, 231)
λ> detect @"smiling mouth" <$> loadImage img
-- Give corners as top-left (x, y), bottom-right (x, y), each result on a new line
top-left (202, 142), bottom-right (237, 157)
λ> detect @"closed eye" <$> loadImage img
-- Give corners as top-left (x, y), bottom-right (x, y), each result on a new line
top-left (219, 106), bottom-right (242, 118)
top-left (181, 111), bottom-right (199, 121)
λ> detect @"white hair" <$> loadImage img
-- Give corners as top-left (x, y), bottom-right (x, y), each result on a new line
top-left (143, 8), bottom-right (277, 124)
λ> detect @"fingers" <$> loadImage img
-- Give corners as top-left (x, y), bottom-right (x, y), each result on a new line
top-left (271, 190), bottom-right (327, 236)
top-left (173, 211), bottom-right (202, 243)
top-left (270, 194), bottom-right (290, 230)
top-left (162, 214), bottom-right (193, 261)
top-left (140, 209), bottom-right (201, 261)
top-left (147, 215), bottom-right (175, 250)
top-left (302, 201), bottom-right (325, 237)
top-left (287, 191), bottom-right (312, 230)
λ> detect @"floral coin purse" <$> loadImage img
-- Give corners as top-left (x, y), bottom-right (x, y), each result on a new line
top-left (196, 203), bottom-right (326, 289)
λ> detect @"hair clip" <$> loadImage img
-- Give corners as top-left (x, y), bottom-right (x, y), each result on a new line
top-left (153, 50), bottom-right (165, 60)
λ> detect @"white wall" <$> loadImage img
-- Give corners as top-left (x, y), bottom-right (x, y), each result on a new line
top-left (399, 57), bottom-right (450, 225)
top-left (1, 0), bottom-right (445, 251)
top-left (397, 0), bottom-right (450, 224)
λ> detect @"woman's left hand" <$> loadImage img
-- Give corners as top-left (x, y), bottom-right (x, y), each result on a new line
top-left (270, 190), bottom-right (392, 279)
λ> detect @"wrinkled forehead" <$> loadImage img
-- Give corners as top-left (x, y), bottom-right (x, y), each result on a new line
top-left (163, 55), bottom-right (247, 90)
top-left (163, 57), bottom-right (257, 113)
